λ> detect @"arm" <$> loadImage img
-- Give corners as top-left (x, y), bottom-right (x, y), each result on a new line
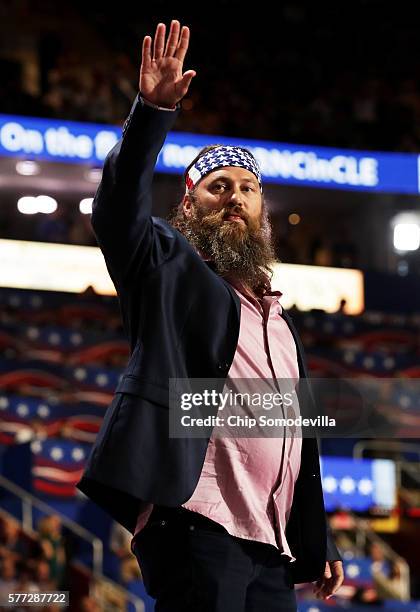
top-left (91, 21), bottom-right (196, 287)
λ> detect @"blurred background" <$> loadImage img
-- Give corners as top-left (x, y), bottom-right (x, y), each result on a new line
top-left (0, 1), bottom-right (420, 610)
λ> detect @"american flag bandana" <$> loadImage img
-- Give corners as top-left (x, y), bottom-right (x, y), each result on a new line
top-left (185, 146), bottom-right (263, 192)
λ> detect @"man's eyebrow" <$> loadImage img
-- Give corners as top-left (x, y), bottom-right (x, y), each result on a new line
top-left (209, 174), bottom-right (257, 183)
top-left (209, 174), bottom-right (231, 182)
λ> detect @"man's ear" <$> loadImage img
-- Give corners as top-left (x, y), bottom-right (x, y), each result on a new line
top-left (183, 193), bottom-right (194, 218)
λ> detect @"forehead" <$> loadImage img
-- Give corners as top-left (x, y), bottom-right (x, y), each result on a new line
top-left (201, 166), bottom-right (259, 185)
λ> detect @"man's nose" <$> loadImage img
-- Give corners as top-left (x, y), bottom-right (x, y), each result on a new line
top-left (228, 186), bottom-right (244, 206)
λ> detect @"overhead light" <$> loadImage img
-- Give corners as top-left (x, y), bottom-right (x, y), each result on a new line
top-left (17, 196), bottom-right (37, 214)
top-left (17, 195), bottom-right (57, 215)
top-left (391, 212), bottom-right (420, 252)
top-left (85, 168), bottom-right (102, 183)
top-left (16, 160), bottom-right (41, 176)
top-left (36, 195), bottom-right (57, 214)
top-left (79, 198), bottom-right (93, 214)
top-left (393, 224), bottom-right (420, 252)
top-left (288, 213), bottom-right (301, 225)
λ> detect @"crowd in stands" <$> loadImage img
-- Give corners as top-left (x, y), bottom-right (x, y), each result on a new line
top-left (0, 513), bottom-right (99, 610)
top-left (0, 2), bottom-right (419, 152)
top-left (0, 284), bottom-right (419, 606)
top-left (352, 542), bottom-right (409, 604)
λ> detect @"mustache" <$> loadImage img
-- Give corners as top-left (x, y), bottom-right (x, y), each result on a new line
top-left (222, 208), bottom-right (248, 224)
top-left (199, 206), bottom-right (251, 227)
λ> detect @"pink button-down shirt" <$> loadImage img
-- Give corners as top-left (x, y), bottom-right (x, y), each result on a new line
top-left (132, 279), bottom-right (301, 560)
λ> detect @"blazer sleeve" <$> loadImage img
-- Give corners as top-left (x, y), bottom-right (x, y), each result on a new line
top-left (326, 523), bottom-right (342, 562)
top-left (90, 94), bottom-right (180, 289)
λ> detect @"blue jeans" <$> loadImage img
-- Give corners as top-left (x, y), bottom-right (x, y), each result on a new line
top-left (132, 506), bottom-right (297, 612)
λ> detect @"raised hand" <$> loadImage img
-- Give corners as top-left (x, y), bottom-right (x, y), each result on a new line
top-left (139, 20), bottom-right (196, 109)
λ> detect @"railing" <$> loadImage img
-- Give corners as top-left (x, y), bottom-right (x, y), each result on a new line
top-left (342, 513), bottom-right (411, 600)
top-left (350, 441), bottom-right (416, 599)
top-left (0, 473), bottom-right (103, 578)
top-left (0, 474), bottom-right (145, 611)
top-left (89, 569), bottom-right (145, 612)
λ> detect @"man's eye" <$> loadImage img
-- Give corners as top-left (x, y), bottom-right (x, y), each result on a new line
top-left (213, 183), bottom-right (226, 191)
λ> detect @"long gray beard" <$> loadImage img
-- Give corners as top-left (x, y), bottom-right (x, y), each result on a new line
top-left (169, 203), bottom-right (276, 294)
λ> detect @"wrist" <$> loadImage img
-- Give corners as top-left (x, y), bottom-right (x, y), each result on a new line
top-left (140, 94), bottom-right (177, 111)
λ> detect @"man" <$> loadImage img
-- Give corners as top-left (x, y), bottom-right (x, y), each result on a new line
top-left (77, 20), bottom-right (344, 611)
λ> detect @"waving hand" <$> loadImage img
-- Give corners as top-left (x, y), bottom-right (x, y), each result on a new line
top-left (139, 20), bottom-right (196, 109)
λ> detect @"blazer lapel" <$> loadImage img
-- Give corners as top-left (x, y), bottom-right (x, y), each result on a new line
top-left (203, 261), bottom-right (241, 324)
top-left (220, 277), bottom-right (241, 322)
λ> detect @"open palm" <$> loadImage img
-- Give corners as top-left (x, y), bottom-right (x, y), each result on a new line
top-left (140, 21), bottom-right (196, 109)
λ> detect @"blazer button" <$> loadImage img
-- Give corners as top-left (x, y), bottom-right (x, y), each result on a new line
top-left (217, 362), bottom-right (229, 372)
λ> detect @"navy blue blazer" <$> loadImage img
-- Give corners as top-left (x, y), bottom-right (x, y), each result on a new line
top-left (77, 95), bottom-right (341, 583)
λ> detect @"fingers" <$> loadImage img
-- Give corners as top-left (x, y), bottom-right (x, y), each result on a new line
top-left (152, 21), bottom-right (190, 62)
top-left (330, 574), bottom-right (343, 595)
top-left (313, 576), bottom-right (327, 595)
top-left (323, 577), bottom-right (340, 599)
top-left (164, 20), bottom-right (180, 57)
top-left (153, 23), bottom-right (166, 60)
top-left (174, 26), bottom-right (190, 63)
top-left (141, 36), bottom-right (152, 70)
top-left (177, 70), bottom-right (196, 98)
top-left (314, 578), bottom-right (332, 600)
top-left (330, 562), bottom-right (345, 594)
top-left (313, 562), bottom-right (344, 600)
